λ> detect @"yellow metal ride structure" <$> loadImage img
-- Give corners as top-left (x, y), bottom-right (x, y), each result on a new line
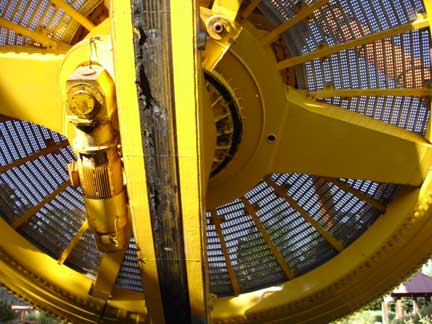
top-left (0, 0), bottom-right (432, 323)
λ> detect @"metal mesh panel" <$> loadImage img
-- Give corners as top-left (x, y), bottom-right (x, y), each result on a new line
top-left (66, 229), bottom-right (100, 276)
top-left (207, 218), bottom-right (233, 296)
top-left (259, 0), bottom-right (431, 135)
top-left (219, 200), bottom-right (285, 293)
top-left (115, 238), bottom-right (144, 292)
top-left (208, 171), bottom-right (399, 295)
top-left (0, 0), bottom-right (102, 45)
top-left (19, 189), bottom-right (85, 259)
top-left (0, 120), bottom-right (101, 276)
top-left (246, 177), bottom-right (335, 274)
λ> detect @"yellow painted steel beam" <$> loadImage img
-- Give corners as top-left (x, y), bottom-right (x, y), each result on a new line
top-left (0, 17), bottom-right (69, 50)
top-left (57, 220), bottom-right (89, 265)
top-left (171, 0), bottom-right (209, 321)
top-left (240, 197), bottom-right (296, 279)
top-left (200, 7), bottom-right (243, 71)
top-left (91, 241), bottom-right (129, 300)
top-left (264, 177), bottom-right (344, 252)
top-left (424, 1), bottom-right (432, 143)
top-left (261, 0), bottom-right (330, 45)
top-left (0, 116), bottom-right (14, 123)
top-left (240, 0), bottom-right (261, 19)
top-left (11, 182), bottom-right (69, 229)
top-left (0, 217), bottom-right (146, 323)
top-left (0, 140), bottom-right (68, 174)
top-left (313, 179), bottom-right (337, 229)
top-left (0, 45), bottom-right (65, 55)
top-left (110, 0), bottom-right (165, 323)
top-left (211, 211), bottom-right (241, 296)
top-left (212, 0), bottom-right (242, 21)
top-left (50, 0), bottom-right (95, 31)
top-left (211, 181), bottom-right (432, 323)
top-left (270, 87), bottom-right (432, 186)
top-left (326, 178), bottom-right (386, 212)
top-left (0, 50), bottom-right (65, 134)
top-left (308, 87), bottom-right (432, 99)
top-left (277, 15), bottom-right (430, 69)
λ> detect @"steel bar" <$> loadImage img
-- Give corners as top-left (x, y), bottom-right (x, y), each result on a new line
top-left (0, 116), bottom-right (15, 123)
top-left (424, 1), bottom-right (432, 143)
top-left (0, 140), bottom-right (68, 174)
top-left (11, 182), bottom-right (69, 229)
top-left (277, 16), bottom-right (429, 69)
top-left (0, 45), bottom-right (66, 55)
top-left (313, 178), bottom-right (337, 229)
top-left (212, 0), bottom-right (242, 21)
top-left (271, 88), bottom-right (432, 186)
top-left (210, 210), bottom-right (241, 296)
top-left (171, 0), bottom-right (209, 321)
top-left (0, 17), bottom-right (68, 50)
top-left (50, 0), bottom-right (95, 31)
top-left (264, 177), bottom-right (344, 251)
top-left (326, 178), bottom-right (386, 212)
top-left (91, 245), bottom-right (129, 300)
top-left (57, 220), bottom-right (89, 265)
top-left (241, 197), bottom-right (296, 279)
top-left (261, 0), bottom-right (330, 45)
top-left (240, 0), bottom-right (261, 19)
top-left (111, 0), bottom-right (165, 322)
top-left (308, 87), bottom-right (432, 99)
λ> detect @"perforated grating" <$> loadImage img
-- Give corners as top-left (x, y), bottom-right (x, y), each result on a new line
top-left (115, 238), bottom-right (144, 292)
top-left (0, 120), bottom-right (102, 275)
top-left (0, 0), bottom-right (102, 46)
top-left (260, 0), bottom-right (431, 135)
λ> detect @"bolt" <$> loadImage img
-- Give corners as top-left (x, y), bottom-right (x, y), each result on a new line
top-left (213, 21), bottom-right (225, 34)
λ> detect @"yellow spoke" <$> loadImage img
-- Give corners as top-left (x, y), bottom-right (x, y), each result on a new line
top-left (0, 49), bottom-right (66, 133)
top-left (308, 87), bottom-right (432, 99)
top-left (325, 178), bottom-right (386, 212)
top-left (210, 210), bottom-right (241, 296)
top-left (57, 220), bottom-right (89, 265)
top-left (11, 182), bottom-right (69, 229)
top-left (240, 0), bottom-right (261, 19)
top-left (261, 0), bottom-right (331, 45)
top-left (200, 7), bottom-right (243, 71)
top-left (91, 242), bottom-right (130, 300)
top-left (313, 178), bottom-right (337, 229)
top-left (277, 15), bottom-right (429, 69)
top-left (240, 197), bottom-right (296, 279)
top-left (264, 176), bottom-right (344, 252)
top-left (212, 0), bottom-right (242, 22)
top-left (0, 139), bottom-right (68, 174)
top-left (269, 88), bottom-right (432, 185)
top-left (0, 116), bottom-right (14, 122)
top-left (110, 0), bottom-right (179, 322)
top-left (0, 17), bottom-right (69, 50)
top-left (50, 0), bottom-right (95, 31)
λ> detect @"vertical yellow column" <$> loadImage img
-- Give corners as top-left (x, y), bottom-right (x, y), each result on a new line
top-left (110, 1), bottom-right (165, 323)
top-left (424, 1), bottom-right (432, 143)
top-left (171, 0), bottom-right (209, 322)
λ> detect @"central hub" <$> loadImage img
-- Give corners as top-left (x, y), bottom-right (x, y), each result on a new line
top-left (204, 23), bottom-right (288, 209)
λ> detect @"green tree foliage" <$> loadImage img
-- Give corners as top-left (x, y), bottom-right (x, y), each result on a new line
top-left (0, 301), bottom-right (15, 321)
